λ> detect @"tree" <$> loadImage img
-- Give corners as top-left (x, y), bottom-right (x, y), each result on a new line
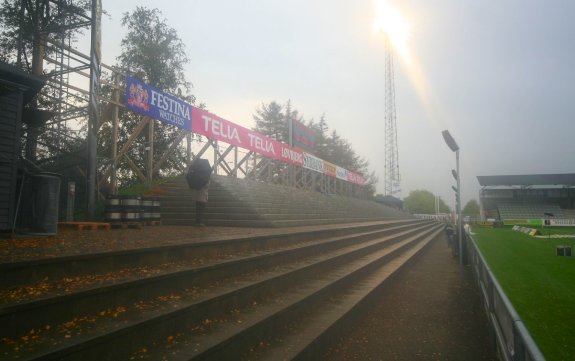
top-left (403, 190), bottom-right (451, 214)
top-left (252, 101), bottom-right (378, 197)
top-left (117, 7), bottom-right (191, 95)
top-left (0, 0), bottom-right (91, 69)
top-left (463, 199), bottom-right (480, 217)
top-left (0, 0), bottom-right (92, 161)
top-left (253, 101), bottom-right (286, 141)
top-left (99, 6), bottom-right (196, 187)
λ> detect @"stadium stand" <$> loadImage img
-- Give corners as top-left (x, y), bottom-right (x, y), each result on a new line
top-left (497, 203), bottom-right (564, 220)
top-left (564, 209), bottom-right (575, 219)
top-left (477, 174), bottom-right (575, 224)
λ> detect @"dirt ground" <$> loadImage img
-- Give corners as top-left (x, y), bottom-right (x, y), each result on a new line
top-left (323, 236), bottom-right (497, 361)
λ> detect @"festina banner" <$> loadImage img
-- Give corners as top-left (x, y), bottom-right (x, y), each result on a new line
top-left (125, 76), bottom-right (192, 131)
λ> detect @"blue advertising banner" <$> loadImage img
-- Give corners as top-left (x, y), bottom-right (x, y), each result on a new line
top-left (125, 76), bottom-right (192, 131)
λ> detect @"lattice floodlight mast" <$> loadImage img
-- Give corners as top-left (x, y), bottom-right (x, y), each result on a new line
top-left (384, 36), bottom-right (400, 196)
top-left (46, 1), bottom-right (92, 160)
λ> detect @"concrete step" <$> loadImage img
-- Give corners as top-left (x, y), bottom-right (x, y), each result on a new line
top-left (0, 221), bottom-right (439, 360)
top-left (152, 174), bottom-right (407, 228)
top-left (1, 223), bottom-right (430, 338)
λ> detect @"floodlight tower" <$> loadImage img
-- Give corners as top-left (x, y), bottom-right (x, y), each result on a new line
top-left (384, 36), bottom-right (401, 196)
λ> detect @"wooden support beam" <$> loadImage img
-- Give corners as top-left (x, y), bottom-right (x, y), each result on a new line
top-left (123, 154), bottom-right (147, 183)
top-left (99, 117), bottom-right (150, 187)
top-left (194, 140), bottom-right (213, 161)
top-left (152, 129), bottom-right (188, 174)
top-left (213, 144), bottom-right (235, 175)
top-left (231, 151), bottom-right (253, 177)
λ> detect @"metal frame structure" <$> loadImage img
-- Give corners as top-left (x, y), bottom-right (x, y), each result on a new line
top-left (89, 69), bottom-right (369, 199)
top-left (21, 1), bottom-right (93, 164)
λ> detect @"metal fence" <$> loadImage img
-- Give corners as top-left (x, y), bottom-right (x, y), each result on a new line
top-left (467, 235), bottom-right (546, 361)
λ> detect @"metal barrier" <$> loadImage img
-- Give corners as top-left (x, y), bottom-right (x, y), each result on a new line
top-left (467, 235), bottom-right (546, 361)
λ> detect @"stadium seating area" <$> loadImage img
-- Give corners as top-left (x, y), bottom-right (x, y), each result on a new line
top-left (563, 209), bottom-right (575, 219)
top-left (497, 203), bottom-right (564, 220)
top-left (483, 207), bottom-right (499, 220)
top-left (478, 174), bottom-right (575, 222)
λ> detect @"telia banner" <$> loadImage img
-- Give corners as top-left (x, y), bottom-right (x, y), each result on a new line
top-left (191, 107), bottom-right (305, 166)
top-left (125, 76), bottom-right (192, 131)
top-left (125, 77), bottom-right (364, 185)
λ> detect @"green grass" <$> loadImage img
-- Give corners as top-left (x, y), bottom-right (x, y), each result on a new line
top-left (538, 226), bottom-right (575, 235)
top-left (473, 227), bottom-right (575, 361)
top-left (116, 176), bottom-right (175, 196)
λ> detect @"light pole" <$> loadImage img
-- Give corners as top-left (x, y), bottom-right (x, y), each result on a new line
top-left (442, 130), bottom-right (463, 266)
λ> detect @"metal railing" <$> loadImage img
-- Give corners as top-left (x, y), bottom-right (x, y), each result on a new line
top-left (467, 235), bottom-right (546, 361)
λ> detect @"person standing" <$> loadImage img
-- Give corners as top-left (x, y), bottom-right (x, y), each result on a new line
top-left (186, 158), bottom-right (211, 227)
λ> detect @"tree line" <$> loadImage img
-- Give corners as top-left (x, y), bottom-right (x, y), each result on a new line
top-left (253, 100), bottom-right (378, 196)
top-left (402, 189), bottom-right (480, 218)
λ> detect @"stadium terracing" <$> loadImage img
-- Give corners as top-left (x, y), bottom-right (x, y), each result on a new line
top-left (477, 173), bottom-right (575, 226)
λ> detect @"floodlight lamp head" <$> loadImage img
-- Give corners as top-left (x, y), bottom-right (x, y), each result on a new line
top-left (442, 130), bottom-right (459, 152)
top-left (451, 169), bottom-right (458, 180)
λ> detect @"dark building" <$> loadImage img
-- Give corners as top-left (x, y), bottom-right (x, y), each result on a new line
top-left (0, 62), bottom-right (44, 233)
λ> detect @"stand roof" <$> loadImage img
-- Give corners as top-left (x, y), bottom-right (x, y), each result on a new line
top-left (477, 174), bottom-right (575, 187)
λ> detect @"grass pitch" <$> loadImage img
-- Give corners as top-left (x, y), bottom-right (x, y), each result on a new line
top-left (472, 226), bottom-right (575, 361)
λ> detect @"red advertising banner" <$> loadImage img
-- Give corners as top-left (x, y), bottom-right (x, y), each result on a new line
top-left (191, 108), bottom-right (304, 166)
top-left (191, 107), bottom-right (364, 185)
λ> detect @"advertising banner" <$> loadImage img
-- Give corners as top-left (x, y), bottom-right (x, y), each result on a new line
top-left (279, 144), bottom-right (304, 166)
top-left (303, 153), bottom-right (325, 173)
top-left (125, 77), bottom-right (364, 186)
top-left (336, 166), bottom-right (347, 180)
top-left (549, 219), bottom-right (575, 227)
top-left (291, 118), bottom-right (317, 153)
top-left (192, 107), bottom-right (285, 162)
top-left (324, 161), bottom-right (336, 177)
top-left (125, 76), bottom-right (192, 131)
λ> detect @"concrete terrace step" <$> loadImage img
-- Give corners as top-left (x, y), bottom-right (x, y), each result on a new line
top-left (0, 221), bottom-right (440, 360)
top-left (142, 225), bottom-right (444, 360)
top-left (1, 222), bottom-right (430, 338)
top-left (160, 213), bottom-right (377, 224)
top-left (154, 174), bottom-right (408, 228)
top-left (160, 216), bottom-right (396, 227)
top-left (258, 227), bottom-right (443, 361)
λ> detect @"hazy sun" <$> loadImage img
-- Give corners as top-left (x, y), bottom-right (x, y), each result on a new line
top-left (372, 0), bottom-right (410, 59)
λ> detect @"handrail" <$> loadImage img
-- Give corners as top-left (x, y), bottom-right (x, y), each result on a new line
top-left (467, 234), bottom-right (546, 361)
